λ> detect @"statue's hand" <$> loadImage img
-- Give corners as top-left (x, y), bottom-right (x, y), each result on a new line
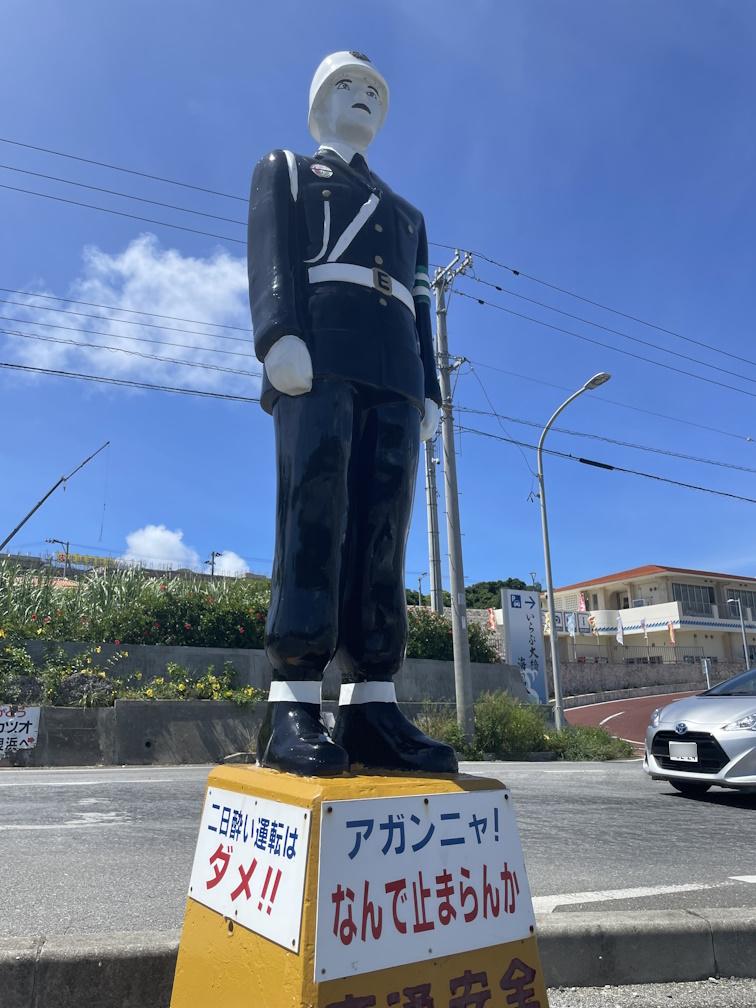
top-left (419, 399), bottom-right (439, 442)
top-left (264, 335), bottom-right (313, 396)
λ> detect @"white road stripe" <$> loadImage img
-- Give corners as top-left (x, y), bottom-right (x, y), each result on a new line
top-left (0, 779), bottom-right (174, 787)
top-left (729, 875), bottom-right (756, 883)
top-left (599, 711), bottom-right (625, 726)
top-left (533, 880), bottom-right (734, 913)
top-left (0, 822), bottom-right (124, 831)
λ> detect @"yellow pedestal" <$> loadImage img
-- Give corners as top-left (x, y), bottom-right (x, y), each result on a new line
top-left (170, 766), bottom-right (549, 1007)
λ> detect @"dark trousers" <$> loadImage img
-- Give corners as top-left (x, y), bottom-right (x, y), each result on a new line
top-left (266, 379), bottom-right (419, 684)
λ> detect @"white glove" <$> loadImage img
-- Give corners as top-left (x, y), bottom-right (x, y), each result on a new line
top-left (419, 399), bottom-right (439, 441)
top-left (264, 334), bottom-right (313, 396)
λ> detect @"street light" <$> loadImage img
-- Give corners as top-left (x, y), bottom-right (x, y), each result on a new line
top-left (727, 598), bottom-right (750, 669)
top-left (418, 572), bottom-right (427, 608)
top-left (537, 372), bottom-right (611, 730)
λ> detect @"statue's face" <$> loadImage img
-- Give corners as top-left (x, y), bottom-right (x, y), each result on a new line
top-left (319, 73), bottom-right (384, 149)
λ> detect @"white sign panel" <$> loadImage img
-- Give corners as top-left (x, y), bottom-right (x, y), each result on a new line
top-left (577, 612), bottom-right (592, 635)
top-left (0, 705), bottom-right (40, 755)
top-left (315, 789), bottom-right (535, 981)
top-left (500, 590), bottom-right (547, 703)
top-left (188, 786), bottom-right (311, 951)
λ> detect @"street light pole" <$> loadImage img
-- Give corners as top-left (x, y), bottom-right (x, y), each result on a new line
top-left (418, 572), bottom-right (427, 608)
top-left (46, 538), bottom-right (70, 578)
top-left (727, 597), bottom-right (750, 669)
top-left (537, 372), bottom-right (611, 731)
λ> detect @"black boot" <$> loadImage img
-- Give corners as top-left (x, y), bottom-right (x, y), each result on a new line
top-left (333, 702), bottom-right (458, 773)
top-left (257, 702), bottom-right (349, 776)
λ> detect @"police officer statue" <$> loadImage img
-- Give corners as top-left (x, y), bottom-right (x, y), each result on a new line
top-left (247, 51), bottom-right (457, 777)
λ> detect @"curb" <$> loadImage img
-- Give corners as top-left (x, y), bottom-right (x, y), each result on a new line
top-left (2, 911), bottom-right (755, 1006)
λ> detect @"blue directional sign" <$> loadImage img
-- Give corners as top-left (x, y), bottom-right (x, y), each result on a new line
top-left (500, 590), bottom-right (547, 704)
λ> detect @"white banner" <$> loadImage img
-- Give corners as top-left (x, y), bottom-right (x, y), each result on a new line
top-left (314, 789), bottom-right (535, 981)
top-left (0, 706), bottom-right (40, 754)
top-left (187, 786), bottom-right (311, 951)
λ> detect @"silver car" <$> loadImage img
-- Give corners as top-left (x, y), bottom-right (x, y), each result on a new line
top-left (644, 667), bottom-right (756, 796)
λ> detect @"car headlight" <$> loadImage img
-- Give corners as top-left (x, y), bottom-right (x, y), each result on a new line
top-left (650, 707), bottom-right (662, 728)
top-left (723, 712), bottom-right (756, 731)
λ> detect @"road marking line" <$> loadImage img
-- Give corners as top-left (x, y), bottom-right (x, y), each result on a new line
top-left (0, 822), bottom-right (124, 831)
top-left (599, 711), bottom-right (625, 726)
top-left (729, 876), bottom-right (756, 883)
top-left (0, 779), bottom-right (174, 787)
top-left (532, 880), bottom-right (734, 913)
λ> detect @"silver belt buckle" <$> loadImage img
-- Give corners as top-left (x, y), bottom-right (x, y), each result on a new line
top-left (372, 267), bottom-right (392, 296)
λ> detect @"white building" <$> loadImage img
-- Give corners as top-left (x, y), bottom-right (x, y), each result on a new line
top-left (545, 565), bottom-right (756, 667)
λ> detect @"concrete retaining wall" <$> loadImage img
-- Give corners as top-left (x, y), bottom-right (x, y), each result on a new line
top-left (557, 659), bottom-right (737, 697)
top-left (2, 909), bottom-right (755, 1006)
top-left (19, 641), bottom-right (527, 703)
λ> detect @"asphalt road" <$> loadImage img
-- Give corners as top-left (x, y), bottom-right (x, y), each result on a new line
top-left (565, 692), bottom-right (699, 749)
top-left (2, 759), bottom-right (755, 938)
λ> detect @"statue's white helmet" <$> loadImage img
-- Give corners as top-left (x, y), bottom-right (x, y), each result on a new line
top-left (308, 51), bottom-right (389, 143)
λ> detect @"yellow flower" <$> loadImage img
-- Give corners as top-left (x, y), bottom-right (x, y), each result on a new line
top-left (0, 629), bottom-right (5, 638)
top-left (146, 688), bottom-right (153, 697)
top-left (86, 658), bottom-right (92, 664)
top-left (99, 672), bottom-right (106, 678)
top-left (37, 628), bottom-right (43, 635)
top-left (124, 651), bottom-right (128, 657)
top-left (178, 683), bottom-right (185, 692)
top-left (95, 646), bottom-right (101, 654)
top-left (135, 672), bottom-right (142, 680)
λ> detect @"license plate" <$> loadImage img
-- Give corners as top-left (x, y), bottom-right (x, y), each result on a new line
top-left (669, 741), bottom-right (698, 762)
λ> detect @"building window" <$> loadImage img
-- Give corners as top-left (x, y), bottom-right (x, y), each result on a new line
top-left (591, 594), bottom-right (598, 609)
top-left (727, 590), bottom-right (756, 617)
top-left (672, 582), bottom-right (714, 616)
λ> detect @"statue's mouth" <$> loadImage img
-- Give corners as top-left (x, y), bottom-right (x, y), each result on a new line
top-left (351, 103), bottom-right (371, 113)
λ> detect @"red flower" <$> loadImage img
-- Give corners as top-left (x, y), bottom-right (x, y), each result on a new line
top-left (160, 585), bottom-right (166, 590)
top-left (57, 609), bottom-right (62, 615)
top-left (45, 617), bottom-right (51, 623)
top-left (239, 627), bottom-right (244, 633)
top-left (114, 639), bottom-right (120, 645)
top-left (155, 622), bottom-right (160, 628)
top-left (31, 614), bottom-right (37, 620)
top-left (81, 617), bottom-right (86, 622)
top-left (184, 623), bottom-right (191, 630)
top-left (142, 631), bottom-right (147, 637)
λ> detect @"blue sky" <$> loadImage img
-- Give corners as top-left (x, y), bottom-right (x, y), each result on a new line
top-left (2, 1), bottom-right (755, 591)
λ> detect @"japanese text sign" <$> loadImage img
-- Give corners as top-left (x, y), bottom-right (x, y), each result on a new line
top-left (0, 706), bottom-right (40, 754)
top-left (315, 788), bottom-right (535, 981)
top-left (500, 590), bottom-right (547, 704)
top-left (188, 786), bottom-right (311, 951)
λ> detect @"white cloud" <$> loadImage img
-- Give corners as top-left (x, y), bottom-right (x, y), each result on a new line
top-left (119, 524), bottom-right (201, 570)
top-left (3, 234), bottom-right (259, 397)
top-left (211, 550), bottom-right (250, 577)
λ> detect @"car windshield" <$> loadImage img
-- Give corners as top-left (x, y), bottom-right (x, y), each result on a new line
top-left (701, 667), bottom-right (756, 696)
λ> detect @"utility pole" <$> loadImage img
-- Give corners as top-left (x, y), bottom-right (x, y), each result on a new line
top-left (424, 439), bottom-right (444, 612)
top-left (205, 550), bottom-right (222, 584)
top-left (433, 250), bottom-right (475, 742)
top-left (418, 572), bottom-right (427, 608)
top-left (46, 538), bottom-right (70, 578)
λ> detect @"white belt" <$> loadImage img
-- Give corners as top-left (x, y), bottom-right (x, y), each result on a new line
top-left (307, 263), bottom-right (416, 319)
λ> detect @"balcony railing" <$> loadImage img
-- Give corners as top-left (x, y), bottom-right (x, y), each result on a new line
top-left (565, 644), bottom-right (708, 665)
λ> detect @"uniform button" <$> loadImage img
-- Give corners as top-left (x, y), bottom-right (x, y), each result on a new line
top-left (374, 224), bottom-right (383, 232)
top-left (408, 224), bottom-right (414, 234)
top-left (322, 189), bottom-right (331, 197)
top-left (379, 298), bottom-right (388, 306)
top-left (374, 255), bottom-right (383, 265)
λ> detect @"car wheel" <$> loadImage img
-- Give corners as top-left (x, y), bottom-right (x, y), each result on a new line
top-left (669, 780), bottom-right (711, 796)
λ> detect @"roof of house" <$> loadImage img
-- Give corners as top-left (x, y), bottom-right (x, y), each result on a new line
top-left (554, 565), bottom-right (756, 593)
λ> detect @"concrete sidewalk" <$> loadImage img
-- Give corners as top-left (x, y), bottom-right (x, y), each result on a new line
top-left (2, 908), bottom-right (755, 1008)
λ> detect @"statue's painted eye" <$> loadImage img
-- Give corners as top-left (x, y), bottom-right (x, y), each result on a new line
top-left (335, 80), bottom-right (351, 90)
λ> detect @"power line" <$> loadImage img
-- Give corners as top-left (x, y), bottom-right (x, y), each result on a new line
top-left (1, 328), bottom-right (261, 377)
top-left (454, 289), bottom-right (756, 401)
top-left (466, 272), bottom-right (756, 373)
top-left (459, 424), bottom-right (756, 506)
top-left (0, 163), bottom-right (246, 226)
top-left (0, 182), bottom-right (245, 245)
top-left (0, 137), bottom-right (246, 202)
top-left (0, 315), bottom-right (257, 359)
top-left (0, 360), bottom-right (259, 402)
top-left (464, 358), bottom-right (753, 443)
top-left (0, 287), bottom-right (253, 333)
top-left (0, 298), bottom-right (255, 345)
top-left (457, 405), bottom-right (756, 474)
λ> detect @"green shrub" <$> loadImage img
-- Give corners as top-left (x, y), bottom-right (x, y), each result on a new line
top-left (415, 692), bottom-right (634, 762)
top-left (545, 724), bottom-right (635, 761)
top-left (405, 607), bottom-right (498, 663)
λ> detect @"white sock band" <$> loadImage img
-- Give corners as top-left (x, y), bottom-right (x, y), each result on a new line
top-left (268, 681), bottom-right (322, 704)
top-left (339, 682), bottom-right (397, 705)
